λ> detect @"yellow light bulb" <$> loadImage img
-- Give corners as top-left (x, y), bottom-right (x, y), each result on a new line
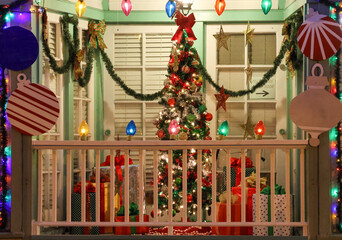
top-left (75, 0), bottom-right (86, 17)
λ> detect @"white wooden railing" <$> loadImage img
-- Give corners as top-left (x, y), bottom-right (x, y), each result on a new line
top-left (32, 140), bottom-right (308, 236)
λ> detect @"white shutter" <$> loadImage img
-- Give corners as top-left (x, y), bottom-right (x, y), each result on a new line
top-left (145, 103), bottom-right (162, 138)
top-left (114, 34), bottom-right (142, 66)
top-left (145, 69), bottom-right (166, 95)
top-left (145, 33), bottom-right (173, 67)
top-left (114, 70), bottom-right (142, 101)
top-left (114, 104), bottom-right (142, 137)
top-left (48, 23), bottom-right (57, 57)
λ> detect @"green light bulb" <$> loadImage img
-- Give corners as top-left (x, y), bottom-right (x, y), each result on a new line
top-left (218, 120), bottom-right (229, 136)
top-left (261, 0), bottom-right (272, 15)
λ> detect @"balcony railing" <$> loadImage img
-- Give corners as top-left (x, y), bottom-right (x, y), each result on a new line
top-left (32, 139), bottom-right (308, 236)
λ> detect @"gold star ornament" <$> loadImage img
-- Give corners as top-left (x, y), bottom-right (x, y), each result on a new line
top-left (240, 116), bottom-right (255, 140)
top-left (213, 25), bottom-right (230, 51)
top-left (244, 21), bottom-right (255, 46)
top-left (215, 86), bottom-right (230, 111)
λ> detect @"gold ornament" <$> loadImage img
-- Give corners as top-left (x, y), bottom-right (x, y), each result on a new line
top-left (213, 25), bottom-right (230, 51)
top-left (179, 132), bottom-right (188, 140)
top-left (245, 62), bottom-right (253, 84)
top-left (197, 76), bottom-right (203, 84)
top-left (240, 116), bottom-right (255, 140)
top-left (244, 21), bottom-right (255, 46)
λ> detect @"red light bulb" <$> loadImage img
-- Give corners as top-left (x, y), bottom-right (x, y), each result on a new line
top-left (254, 120), bottom-right (265, 139)
top-left (215, 0), bottom-right (226, 16)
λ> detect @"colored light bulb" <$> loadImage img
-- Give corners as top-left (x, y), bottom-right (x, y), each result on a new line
top-left (215, 0), bottom-right (226, 16)
top-left (218, 120), bottom-right (229, 136)
top-left (75, 0), bottom-right (86, 18)
top-left (254, 120), bottom-right (265, 138)
top-left (168, 120), bottom-right (180, 136)
top-left (121, 0), bottom-right (132, 16)
top-left (261, 0), bottom-right (272, 15)
top-left (126, 120), bottom-right (137, 136)
top-left (165, 0), bottom-right (176, 18)
top-left (78, 120), bottom-right (89, 137)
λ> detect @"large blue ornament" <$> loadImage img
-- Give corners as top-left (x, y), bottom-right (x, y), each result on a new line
top-left (165, 0), bottom-right (176, 18)
top-left (0, 26), bottom-right (39, 71)
top-left (126, 120), bottom-right (137, 136)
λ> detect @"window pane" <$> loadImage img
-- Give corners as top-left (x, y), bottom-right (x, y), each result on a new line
top-left (114, 34), bottom-right (142, 66)
top-left (217, 103), bottom-right (244, 136)
top-left (114, 70), bottom-right (142, 101)
top-left (248, 69), bottom-right (276, 100)
top-left (114, 103), bottom-right (142, 137)
top-left (218, 34), bottom-right (244, 65)
top-left (218, 69), bottom-right (245, 101)
top-left (249, 34), bottom-right (276, 65)
top-left (248, 103), bottom-right (276, 136)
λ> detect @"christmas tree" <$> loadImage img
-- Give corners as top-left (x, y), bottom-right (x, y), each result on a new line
top-left (153, 30), bottom-right (213, 218)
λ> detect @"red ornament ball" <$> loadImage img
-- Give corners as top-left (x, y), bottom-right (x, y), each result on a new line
top-left (188, 41), bottom-right (194, 46)
top-left (187, 194), bottom-right (193, 203)
top-left (168, 98), bottom-right (176, 107)
top-left (181, 65), bottom-right (190, 74)
top-left (157, 129), bottom-right (166, 139)
top-left (205, 113), bottom-right (213, 121)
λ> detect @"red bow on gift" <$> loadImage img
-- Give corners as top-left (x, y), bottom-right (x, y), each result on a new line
top-left (102, 155), bottom-right (133, 182)
top-left (172, 12), bottom-right (197, 43)
top-left (73, 181), bottom-right (96, 194)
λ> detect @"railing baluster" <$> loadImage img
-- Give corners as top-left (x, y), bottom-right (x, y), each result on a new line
top-left (270, 149), bottom-right (276, 224)
top-left (197, 149), bottom-right (202, 222)
top-left (285, 149), bottom-right (291, 223)
top-left (37, 150), bottom-right (42, 223)
top-left (226, 149), bottom-right (231, 223)
top-left (124, 150), bottom-right (130, 223)
top-left (168, 149), bottom-right (173, 235)
top-left (256, 149), bottom-right (261, 223)
top-left (52, 150), bottom-right (57, 222)
top-left (66, 150), bottom-right (72, 222)
top-left (300, 148), bottom-right (307, 236)
top-left (212, 149), bottom-right (217, 225)
top-left (241, 149), bottom-right (246, 223)
top-left (96, 150), bottom-right (101, 222)
top-left (139, 149), bottom-right (144, 223)
top-left (110, 149), bottom-right (115, 222)
top-left (182, 149), bottom-right (187, 223)
top-left (81, 150), bottom-right (86, 222)
top-left (153, 150), bottom-right (158, 223)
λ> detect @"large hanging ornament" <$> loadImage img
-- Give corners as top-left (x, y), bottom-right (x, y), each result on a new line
top-left (7, 74), bottom-right (60, 136)
top-left (261, 0), bottom-right (272, 15)
top-left (215, 86), bottom-right (230, 111)
top-left (121, 0), bottom-right (132, 16)
top-left (290, 64), bottom-right (342, 146)
top-left (297, 8), bottom-right (342, 61)
top-left (213, 25), bottom-right (230, 51)
top-left (165, 0), bottom-right (176, 18)
top-left (243, 21), bottom-right (255, 46)
top-left (75, 0), bottom-right (86, 17)
top-left (215, 0), bottom-right (226, 16)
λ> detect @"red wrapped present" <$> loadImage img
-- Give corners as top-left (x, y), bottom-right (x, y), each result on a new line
top-left (213, 202), bottom-right (253, 235)
top-left (115, 215), bottom-right (149, 235)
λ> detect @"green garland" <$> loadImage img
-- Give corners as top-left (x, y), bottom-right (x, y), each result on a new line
top-left (43, 10), bottom-right (302, 100)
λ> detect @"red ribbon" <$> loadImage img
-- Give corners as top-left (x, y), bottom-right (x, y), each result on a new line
top-left (172, 12), bottom-right (197, 43)
top-left (100, 154), bottom-right (133, 182)
top-left (230, 157), bottom-right (254, 186)
top-left (73, 181), bottom-right (96, 194)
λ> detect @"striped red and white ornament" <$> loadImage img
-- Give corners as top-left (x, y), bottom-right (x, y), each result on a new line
top-left (181, 65), bottom-right (190, 73)
top-left (7, 74), bottom-right (60, 136)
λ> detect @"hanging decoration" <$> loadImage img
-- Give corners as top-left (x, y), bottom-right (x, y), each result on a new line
top-left (215, 86), bottom-right (230, 111)
top-left (240, 117), bottom-right (255, 140)
top-left (243, 21), bottom-right (255, 46)
top-left (245, 62), bottom-right (253, 83)
top-left (121, 0), bottom-right (132, 16)
top-left (261, 0), bottom-right (272, 15)
top-left (6, 74), bottom-right (60, 136)
top-left (213, 25), bottom-right (230, 51)
top-left (75, 0), bottom-right (86, 18)
top-left (254, 120), bottom-right (265, 140)
top-left (172, 12), bottom-right (197, 43)
top-left (215, 0), bottom-right (226, 16)
top-left (74, 49), bottom-right (85, 81)
top-left (165, 0), bottom-right (176, 18)
top-left (289, 63), bottom-right (342, 147)
top-left (297, 8), bottom-right (342, 61)
top-left (88, 20), bottom-right (107, 50)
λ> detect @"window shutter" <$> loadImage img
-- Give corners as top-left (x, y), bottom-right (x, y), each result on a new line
top-left (114, 34), bottom-right (142, 66)
top-left (114, 104), bottom-right (142, 137)
top-left (145, 33), bottom-right (173, 67)
top-left (48, 23), bottom-right (57, 57)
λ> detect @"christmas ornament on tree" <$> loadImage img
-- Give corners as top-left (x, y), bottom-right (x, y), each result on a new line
top-left (206, 113), bottom-right (213, 121)
top-left (168, 98), bottom-right (176, 107)
top-left (215, 86), bottom-right (230, 111)
top-left (213, 25), bottom-right (230, 51)
top-left (179, 131), bottom-right (188, 140)
top-left (198, 105), bottom-right (207, 114)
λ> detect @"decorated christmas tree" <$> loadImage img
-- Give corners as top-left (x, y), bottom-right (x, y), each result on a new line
top-left (153, 29), bottom-right (213, 218)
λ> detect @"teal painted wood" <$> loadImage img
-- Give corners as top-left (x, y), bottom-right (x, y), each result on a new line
top-left (94, 51), bottom-right (104, 141)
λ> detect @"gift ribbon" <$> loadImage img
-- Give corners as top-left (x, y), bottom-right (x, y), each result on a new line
top-left (230, 157), bottom-right (254, 186)
top-left (115, 155), bottom-right (133, 182)
top-left (74, 49), bottom-right (85, 80)
top-left (88, 20), bottom-right (107, 50)
top-left (171, 12), bottom-right (197, 43)
top-left (73, 181), bottom-right (96, 194)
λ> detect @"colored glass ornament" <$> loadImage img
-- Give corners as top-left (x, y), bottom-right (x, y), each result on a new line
top-left (205, 113), bottom-right (213, 121)
top-left (126, 120), bottom-right (137, 136)
top-left (78, 120), bottom-right (89, 137)
top-left (165, 0), bottom-right (176, 18)
top-left (75, 0), bottom-right (86, 18)
top-left (218, 120), bottom-right (229, 136)
top-left (168, 120), bottom-right (180, 136)
top-left (198, 105), bottom-right (207, 114)
top-left (187, 114), bottom-right (196, 122)
top-left (168, 98), bottom-right (176, 107)
top-left (175, 177), bottom-right (182, 185)
top-left (215, 0), bottom-right (226, 16)
top-left (121, 0), bottom-right (132, 16)
top-left (254, 120), bottom-right (265, 139)
top-left (261, 0), bottom-right (272, 15)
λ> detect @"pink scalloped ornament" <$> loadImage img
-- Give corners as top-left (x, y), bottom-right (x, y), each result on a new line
top-left (297, 8), bottom-right (342, 61)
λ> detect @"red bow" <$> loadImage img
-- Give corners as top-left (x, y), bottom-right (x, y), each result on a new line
top-left (172, 12), bottom-right (197, 43)
top-left (73, 181), bottom-right (96, 194)
top-left (115, 155), bottom-right (133, 182)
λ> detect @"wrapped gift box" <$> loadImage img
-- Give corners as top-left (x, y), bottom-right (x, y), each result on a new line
top-left (222, 167), bottom-right (255, 191)
top-left (252, 194), bottom-right (293, 236)
top-left (71, 193), bottom-right (100, 234)
top-left (115, 215), bottom-right (149, 235)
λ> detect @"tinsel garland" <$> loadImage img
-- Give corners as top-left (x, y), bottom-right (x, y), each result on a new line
top-left (43, 10), bottom-right (303, 100)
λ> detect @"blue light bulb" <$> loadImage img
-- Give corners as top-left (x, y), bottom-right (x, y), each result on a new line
top-left (126, 120), bottom-right (137, 136)
top-left (165, 0), bottom-right (176, 18)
